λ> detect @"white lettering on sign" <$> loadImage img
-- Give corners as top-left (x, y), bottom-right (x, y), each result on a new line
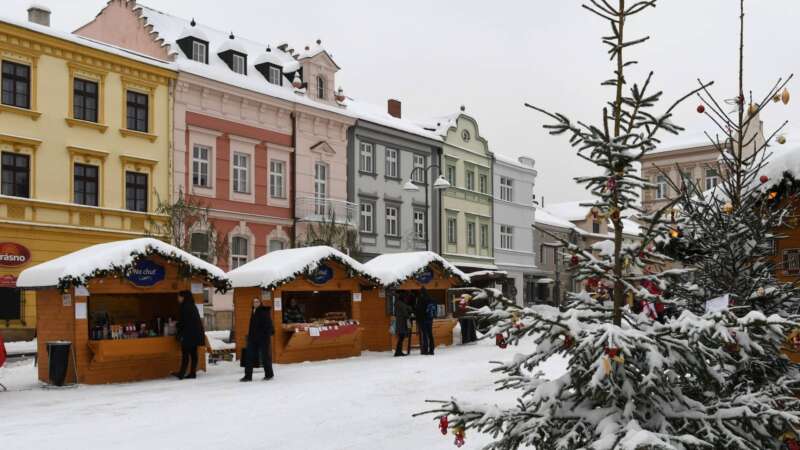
top-left (0, 254), bottom-right (26, 263)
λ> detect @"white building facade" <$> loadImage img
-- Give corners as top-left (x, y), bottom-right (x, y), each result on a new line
top-left (492, 155), bottom-right (538, 305)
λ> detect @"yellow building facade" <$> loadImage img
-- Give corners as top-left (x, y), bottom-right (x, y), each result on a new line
top-left (0, 18), bottom-right (174, 340)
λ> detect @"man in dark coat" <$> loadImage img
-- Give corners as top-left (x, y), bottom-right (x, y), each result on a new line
top-left (394, 295), bottom-right (413, 357)
top-left (174, 290), bottom-right (204, 379)
top-left (241, 298), bottom-right (275, 381)
top-left (417, 287), bottom-right (436, 355)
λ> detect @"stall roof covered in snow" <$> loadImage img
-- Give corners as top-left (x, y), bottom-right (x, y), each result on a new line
top-left (227, 246), bottom-right (378, 290)
top-left (758, 143), bottom-right (800, 190)
top-left (16, 238), bottom-right (229, 291)
top-left (364, 251), bottom-right (470, 287)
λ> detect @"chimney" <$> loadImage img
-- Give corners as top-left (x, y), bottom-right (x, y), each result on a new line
top-left (387, 99), bottom-right (401, 119)
top-left (27, 5), bottom-right (51, 27)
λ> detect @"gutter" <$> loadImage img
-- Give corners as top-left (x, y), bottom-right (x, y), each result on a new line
top-left (290, 111), bottom-right (298, 247)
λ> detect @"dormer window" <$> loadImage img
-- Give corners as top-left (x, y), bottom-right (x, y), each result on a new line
top-left (232, 54), bottom-right (246, 74)
top-left (316, 76), bottom-right (325, 99)
top-left (191, 41), bottom-right (207, 63)
top-left (268, 66), bottom-right (281, 85)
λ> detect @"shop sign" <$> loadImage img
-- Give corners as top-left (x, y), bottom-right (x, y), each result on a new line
top-left (127, 259), bottom-right (166, 287)
top-left (308, 264), bottom-right (334, 285)
top-left (416, 269), bottom-right (434, 284)
top-left (0, 274), bottom-right (17, 288)
top-left (0, 242), bottom-right (31, 267)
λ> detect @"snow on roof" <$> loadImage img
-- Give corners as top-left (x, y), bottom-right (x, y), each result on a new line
top-left (0, 14), bottom-right (172, 71)
top-left (416, 113), bottom-right (460, 136)
top-left (493, 152), bottom-right (537, 172)
top-left (591, 239), bottom-right (615, 257)
top-left (345, 98), bottom-right (442, 142)
top-left (609, 218), bottom-right (644, 237)
top-left (363, 251), bottom-right (469, 287)
top-left (16, 238), bottom-right (229, 291)
top-left (534, 208), bottom-right (580, 231)
top-left (216, 34), bottom-right (249, 55)
top-left (176, 24), bottom-right (208, 42)
top-left (650, 131), bottom-right (716, 154)
top-left (545, 201), bottom-right (592, 222)
top-left (758, 142), bottom-right (800, 190)
top-left (226, 246), bottom-right (377, 290)
top-left (253, 47), bottom-right (283, 67)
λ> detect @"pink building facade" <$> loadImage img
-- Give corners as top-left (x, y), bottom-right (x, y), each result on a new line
top-left (76, 0), bottom-right (356, 321)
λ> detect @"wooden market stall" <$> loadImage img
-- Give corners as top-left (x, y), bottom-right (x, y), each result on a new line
top-left (361, 252), bottom-right (470, 352)
top-left (227, 246), bottom-right (379, 364)
top-left (16, 238), bottom-right (230, 385)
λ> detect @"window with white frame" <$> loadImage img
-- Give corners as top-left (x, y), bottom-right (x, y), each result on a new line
top-left (412, 154), bottom-right (425, 183)
top-left (269, 160), bottom-right (285, 198)
top-left (655, 175), bottom-right (667, 200)
top-left (232, 54), bottom-right (246, 74)
top-left (317, 76), bottom-right (325, 99)
top-left (230, 236), bottom-right (249, 269)
top-left (479, 174), bottom-right (488, 194)
top-left (232, 152), bottom-right (250, 193)
top-left (447, 217), bottom-right (457, 244)
top-left (480, 224), bottom-right (489, 249)
top-left (446, 164), bottom-right (456, 186)
top-left (466, 170), bottom-right (475, 191)
top-left (191, 41), bottom-right (207, 63)
top-left (385, 206), bottom-right (399, 236)
top-left (500, 225), bottom-right (513, 249)
top-left (467, 222), bottom-right (476, 247)
top-left (190, 232), bottom-right (210, 261)
top-left (359, 142), bottom-right (374, 173)
top-left (360, 202), bottom-right (374, 233)
top-left (268, 66), bottom-right (282, 85)
top-left (414, 210), bottom-right (425, 239)
top-left (385, 148), bottom-right (398, 178)
top-left (705, 168), bottom-right (719, 190)
top-left (314, 162), bottom-right (327, 215)
top-left (192, 144), bottom-right (211, 188)
top-left (500, 177), bottom-right (513, 201)
top-left (268, 239), bottom-right (285, 252)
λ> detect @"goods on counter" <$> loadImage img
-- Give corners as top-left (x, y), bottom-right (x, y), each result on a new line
top-left (90, 317), bottom-right (177, 340)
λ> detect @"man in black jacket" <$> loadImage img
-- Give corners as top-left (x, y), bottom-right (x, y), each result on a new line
top-left (416, 287), bottom-right (436, 355)
top-left (241, 298), bottom-right (275, 382)
top-left (174, 290), bottom-right (205, 380)
top-left (394, 295), bottom-right (413, 357)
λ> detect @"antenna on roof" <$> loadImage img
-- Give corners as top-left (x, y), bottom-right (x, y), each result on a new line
top-left (190, 18), bottom-right (196, 27)
top-left (316, 39), bottom-right (321, 45)
top-left (229, 32), bottom-right (235, 40)
top-left (266, 45), bottom-right (271, 52)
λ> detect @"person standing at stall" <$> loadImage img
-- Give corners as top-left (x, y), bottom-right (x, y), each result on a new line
top-left (393, 295), bottom-right (413, 357)
top-left (173, 291), bottom-right (204, 380)
top-left (416, 287), bottom-right (436, 355)
top-left (241, 298), bottom-right (275, 382)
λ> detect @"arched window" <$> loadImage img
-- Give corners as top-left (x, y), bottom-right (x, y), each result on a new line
top-left (230, 235), bottom-right (249, 269)
top-left (316, 76), bottom-right (325, 99)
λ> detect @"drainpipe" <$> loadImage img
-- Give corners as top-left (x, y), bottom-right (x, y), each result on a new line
top-left (290, 111), bottom-right (298, 247)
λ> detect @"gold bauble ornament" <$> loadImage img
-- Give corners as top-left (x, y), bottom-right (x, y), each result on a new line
top-left (757, 287), bottom-right (765, 297)
top-left (778, 135), bottom-right (787, 145)
top-left (782, 88), bottom-right (791, 105)
top-left (722, 202), bottom-right (734, 214)
top-left (773, 94), bottom-right (781, 103)
top-left (748, 103), bottom-right (759, 115)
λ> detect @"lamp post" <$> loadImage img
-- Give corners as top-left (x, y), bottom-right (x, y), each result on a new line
top-left (403, 165), bottom-right (450, 251)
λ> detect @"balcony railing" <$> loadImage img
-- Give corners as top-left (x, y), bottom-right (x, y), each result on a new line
top-left (295, 196), bottom-right (358, 226)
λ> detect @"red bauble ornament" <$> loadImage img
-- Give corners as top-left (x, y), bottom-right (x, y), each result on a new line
top-left (495, 334), bottom-right (508, 349)
top-left (760, 175), bottom-right (769, 184)
top-left (605, 347), bottom-right (619, 358)
top-left (571, 255), bottom-right (579, 266)
top-left (439, 416), bottom-right (449, 435)
top-left (564, 335), bottom-right (574, 348)
top-left (786, 439), bottom-right (800, 450)
top-left (697, 104), bottom-right (705, 114)
top-left (454, 428), bottom-right (465, 448)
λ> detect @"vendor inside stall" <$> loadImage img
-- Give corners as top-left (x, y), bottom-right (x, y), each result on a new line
top-left (228, 246), bottom-right (379, 364)
top-left (361, 252), bottom-right (470, 352)
top-left (16, 238), bottom-right (229, 385)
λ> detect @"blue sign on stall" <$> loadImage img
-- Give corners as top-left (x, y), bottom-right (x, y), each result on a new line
top-left (126, 259), bottom-right (166, 287)
top-left (308, 264), bottom-right (334, 285)
top-left (416, 269), bottom-right (433, 284)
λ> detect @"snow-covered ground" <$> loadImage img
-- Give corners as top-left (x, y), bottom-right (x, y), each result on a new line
top-left (0, 339), bottom-right (566, 450)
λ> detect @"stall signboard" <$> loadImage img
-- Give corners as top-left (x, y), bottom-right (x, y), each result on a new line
top-left (416, 269), bottom-right (434, 284)
top-left (308, 264), bottom-right (334, 285)
top-left (0, 242), bottom-right (30, 267)
top-left (0, 274), bottom-right (17, 288)
top-left (126, 260), bottom-right (166, 287)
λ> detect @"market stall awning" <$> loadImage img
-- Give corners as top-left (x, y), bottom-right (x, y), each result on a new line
top-left (227, 246), bottom-right (379, 290)
top-left (16, 238), bottom-right (230, 292)
top-left (363, 251), bottom-right (469, 287)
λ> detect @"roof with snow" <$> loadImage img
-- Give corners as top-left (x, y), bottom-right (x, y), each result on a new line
top-left (226, 246), bottom-right (378, 290)
top-left (0, 14), bottom-right (172, 71)
top-left (609, 218), bottom-right (644, 238)
top-left (363, 251), bottom-right (470, 287)
top-left (545, 201), bottom-right (592, 222)
top-left (493, 152), bottom-right (537, 172)
top-left (758, 142), bottom-right (800, 190)
top-left (345, 98), bottom-right (442, 142)
top-left (417, 113), bottom-right (460, 136)
top-left (534, 207), bottom-right (580, 230)
top-left (16, 238), bottom-right (229, 291)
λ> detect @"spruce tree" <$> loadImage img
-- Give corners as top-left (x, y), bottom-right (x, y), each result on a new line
top-left (418, 1), bottom-right (800, 449)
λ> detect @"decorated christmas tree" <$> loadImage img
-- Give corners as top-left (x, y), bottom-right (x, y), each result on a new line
top-left (418, 1), bottom-right (800, 449)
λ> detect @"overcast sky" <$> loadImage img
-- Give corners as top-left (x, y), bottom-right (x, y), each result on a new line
top-left (5, 0), bottom-right (799, 205)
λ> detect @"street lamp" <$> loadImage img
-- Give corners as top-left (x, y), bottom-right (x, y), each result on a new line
top-left (403, 165), bottom-right (450, 251)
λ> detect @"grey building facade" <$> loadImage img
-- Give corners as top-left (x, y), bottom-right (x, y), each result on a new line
top-left (347, 118), bottom-right (442, 261)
